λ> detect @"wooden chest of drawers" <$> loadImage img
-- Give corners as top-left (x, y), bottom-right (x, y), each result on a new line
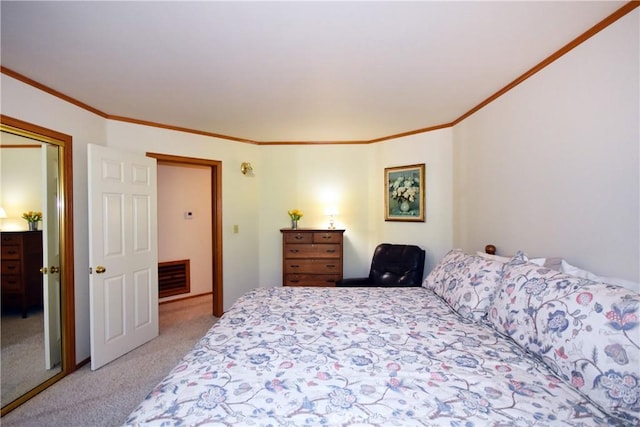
top-left (281, 229), bottom-right (345, 287)
top-left (1, 231), bottom-right (44, 317)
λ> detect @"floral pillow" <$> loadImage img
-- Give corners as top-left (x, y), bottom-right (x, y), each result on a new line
top-left (423, 250), bottom-right (504, 321)
top-left (488, 255), bottom-right (640, 423)
top-left (422, 249), bottom-right (467, 297)
top-left (440, 256), bottom-right (505, 322)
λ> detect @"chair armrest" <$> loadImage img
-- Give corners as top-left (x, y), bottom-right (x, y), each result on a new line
top-left (335, 277), bottom-right (372, 287)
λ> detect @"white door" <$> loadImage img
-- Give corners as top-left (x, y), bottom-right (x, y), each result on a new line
top-left (42, 143), bottom-right (61, 369)
top-left (88, 144), bottom-right (158, 370)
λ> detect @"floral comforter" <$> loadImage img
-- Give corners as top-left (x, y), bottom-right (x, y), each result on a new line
top-left (125, 287), bottom-right (620, 426)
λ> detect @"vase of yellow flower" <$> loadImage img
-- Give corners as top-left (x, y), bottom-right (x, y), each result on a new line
top-left (22, 211), bottom-right (43, 231)
top-left (288, 209), bottom-right (303, 229)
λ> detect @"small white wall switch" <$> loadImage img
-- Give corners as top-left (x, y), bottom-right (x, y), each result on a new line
top-left (184, 211), bottom-right (194, 219)
top-left (233, 224), bottom-right (239, 234)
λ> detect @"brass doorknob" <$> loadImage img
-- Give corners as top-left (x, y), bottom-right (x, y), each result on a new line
top-left (40, 267), bottom-right (48, 274)
top-left (50, 266), bottom-right (60, 273)
top-left (95, 266), bottom-right (106, 274)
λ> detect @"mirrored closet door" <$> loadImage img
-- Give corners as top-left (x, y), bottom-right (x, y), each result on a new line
top-left (0, 117), bottom-right (75, 416)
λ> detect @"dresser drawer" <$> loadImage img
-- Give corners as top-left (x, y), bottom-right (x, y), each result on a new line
top-left (1, 260), bottom-right (21, 275)
top-left (284, 244), bottom-right (340, 258)
top-left (284, 274), bottom-right (339, 287)
top-left (1, 275), bottom-right (23, 292)
top-left (1, 234), bottom-right (21, 245)
top-left (313, 232), bottom-right (342, 244)
top-left (1, 244), bottom-right (21, 259)
top-left (285, 259), bottom-right (341, 274)
top-left (283, 232), bottom-right (313, 244)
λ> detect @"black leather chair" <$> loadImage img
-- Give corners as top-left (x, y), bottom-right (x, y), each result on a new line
top-left (336, 243), bottom-right (426, 287)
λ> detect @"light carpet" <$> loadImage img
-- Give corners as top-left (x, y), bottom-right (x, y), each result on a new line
top-left (1, 294), bottom-right (218, 427)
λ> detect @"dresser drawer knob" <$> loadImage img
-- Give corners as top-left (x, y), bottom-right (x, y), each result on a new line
top-left (294, 235), bottom-right (304, 240)
top-left (290, 249), bottom-right (299, 253)
top-left (326, 264), bottom-right (335, 268)
top-left (326, 249), bottom-right (335, 253)
top-left (291, 264), bottom-right (299, 268)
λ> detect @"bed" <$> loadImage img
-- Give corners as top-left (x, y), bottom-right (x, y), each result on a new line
top-left (125, 250), bottom-right (639, 426)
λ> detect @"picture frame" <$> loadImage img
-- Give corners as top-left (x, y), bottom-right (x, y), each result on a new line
top-left (384, 163), bottom-right (425, 222)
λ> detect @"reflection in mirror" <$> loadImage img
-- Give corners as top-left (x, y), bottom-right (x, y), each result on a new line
top-left (0, 130), bottom-right (62, 410)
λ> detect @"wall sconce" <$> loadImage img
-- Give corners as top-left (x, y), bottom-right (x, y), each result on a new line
top-left (240, 162), bottom-right (253, 175)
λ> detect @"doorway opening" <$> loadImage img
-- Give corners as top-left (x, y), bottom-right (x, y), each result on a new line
top-left (146, 153), bottom-right (223, 317)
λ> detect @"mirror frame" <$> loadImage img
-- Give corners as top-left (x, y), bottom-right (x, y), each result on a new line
top-left (0, 115), bottom-right (75, 416)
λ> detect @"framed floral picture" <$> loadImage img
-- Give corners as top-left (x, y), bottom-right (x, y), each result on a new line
top-left (384, 163), bottom-right (425, 222)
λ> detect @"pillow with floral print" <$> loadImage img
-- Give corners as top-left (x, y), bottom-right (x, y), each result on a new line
top-left (488, 254), bottom-right (640, 423)
top-left (422, 249), bottom-right (467, 297)
top-left (439, 255), bottom-right (505, 322)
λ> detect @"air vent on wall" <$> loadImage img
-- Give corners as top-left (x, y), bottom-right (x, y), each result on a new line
top-left (158, 259), bottom-right (190, 298)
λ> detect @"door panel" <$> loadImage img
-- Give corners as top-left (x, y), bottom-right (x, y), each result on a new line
top-left (103, 275), bottom-right (125, 341)
top-left (88, 144), bottom-right (158, 370)
top-left (133, 269), bottom-right (152, 327)
top-left (133, 195), bottom-right (151, 252)
top-left (104, 193), bottom-right (125, 256)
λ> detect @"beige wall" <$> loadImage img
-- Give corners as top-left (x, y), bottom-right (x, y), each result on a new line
top-left (453, 9), bottom-right (639, 282)
top-left (258, 144), bottom-right (376, 285)
top-left (255, 133), bottom-right (454, 286)
top-left (0, 8), bottom-right (637, 364)
top-left (377, 130), bottom-right (454, 274)
top-left (0, 146), bottom-right (43, 231)
top-left (157, 163), bottom-right (212, 302)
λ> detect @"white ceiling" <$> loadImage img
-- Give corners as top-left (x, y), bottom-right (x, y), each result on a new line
top-left (0, 1), bottom-right (628, 143)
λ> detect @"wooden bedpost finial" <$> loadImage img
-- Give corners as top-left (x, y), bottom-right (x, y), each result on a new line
top-left (485, 244), bottom-right (496, 255)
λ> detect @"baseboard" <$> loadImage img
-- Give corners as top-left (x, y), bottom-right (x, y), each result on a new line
top-left (159, 292), bottom-right (213, 305)
top-left (75, 357), bottom-right (90, 370)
